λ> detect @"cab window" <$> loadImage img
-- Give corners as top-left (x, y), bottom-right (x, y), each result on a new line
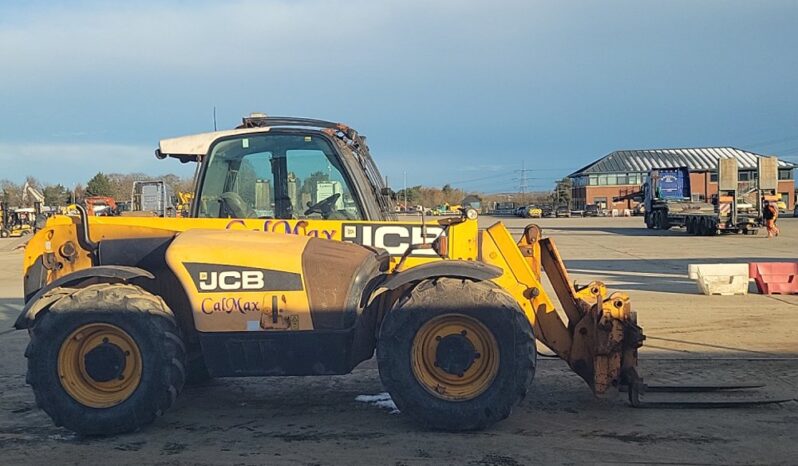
top-left (198, 134), bottom-right (363, 220)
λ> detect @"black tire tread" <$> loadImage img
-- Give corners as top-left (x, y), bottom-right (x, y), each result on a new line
top-left (377, 278), bottom-right (536, 431)
top-left (26, 283), bottom-right (186, 435)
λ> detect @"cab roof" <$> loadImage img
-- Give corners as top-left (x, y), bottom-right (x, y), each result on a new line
top-left (155, 115), bottom-right (359, 162)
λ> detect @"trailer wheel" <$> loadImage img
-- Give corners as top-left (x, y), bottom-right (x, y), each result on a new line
top-left (25, 284), bottom-right (186, 435)
top-left (655, 211), bottom-right (670, 230)
top-left (0, 229), bottom-right (9, 238)
top-left (378, 278), bottom-right (535, 431)
top-left (686, 217), bottom-right (695, 234)
top-left (707, 219), bottom-right (718, 236)
top-left (645, 213), bottom-right (654, 229)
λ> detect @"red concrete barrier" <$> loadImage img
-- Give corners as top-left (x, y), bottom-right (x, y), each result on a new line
top-left (748, 262), bottom-right (798, 295)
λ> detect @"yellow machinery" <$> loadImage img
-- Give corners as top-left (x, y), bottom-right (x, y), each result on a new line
top-left (12, 115), bottom-right (778, 436)
top-left (1, 207), bottom-right (35, 238)
top-left (176, 191), bottom-right (194, 217)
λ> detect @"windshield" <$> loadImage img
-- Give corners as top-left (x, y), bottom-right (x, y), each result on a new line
top-left (197, 134), bottom-right (364, 220)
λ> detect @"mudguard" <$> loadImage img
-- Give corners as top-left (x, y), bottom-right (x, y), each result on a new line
top-left (14, 265), bottom-right (154, 329)
top-left (369, 260), bottom-right (502, 304)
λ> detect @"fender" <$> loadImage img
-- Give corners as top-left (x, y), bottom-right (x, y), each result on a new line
top-left (14, 265), bottom-right (154, 330)
top-left (368, 260), bottom-right (502, 305)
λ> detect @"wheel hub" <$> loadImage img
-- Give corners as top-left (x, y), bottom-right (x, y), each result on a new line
top-left (411, 313), bottom-right (499, 401)
top-left (84, 342), bottom-right (127, 383)
top-left (435, 333), bottom-right (478, 377)
top-left (58, 322), bottom-right (142, 408)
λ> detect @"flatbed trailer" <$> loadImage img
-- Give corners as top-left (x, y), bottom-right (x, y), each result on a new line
top-left (645, 199), bottom-right (759, 235)
top-left (642, 157), bottom-right (779, 236)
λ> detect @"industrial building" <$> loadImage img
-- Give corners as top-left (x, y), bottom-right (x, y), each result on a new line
top-left (568, 147), bottom-right (796, 211)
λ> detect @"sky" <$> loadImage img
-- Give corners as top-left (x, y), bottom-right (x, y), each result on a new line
top-left (0, 0), bottom-right (796, 194)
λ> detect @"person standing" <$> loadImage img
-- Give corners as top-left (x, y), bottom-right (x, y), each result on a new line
top-left (763, 201), bottom-right (780, 238)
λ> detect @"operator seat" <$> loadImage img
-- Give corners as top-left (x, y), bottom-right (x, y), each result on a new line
top-left (219, 192), bottom-right (254, 218)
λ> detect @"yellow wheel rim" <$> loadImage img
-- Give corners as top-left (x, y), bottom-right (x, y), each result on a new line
top-left (411, 314), bottom-right (499, 401)
top-left (58, 323), bottom-right (142, 408)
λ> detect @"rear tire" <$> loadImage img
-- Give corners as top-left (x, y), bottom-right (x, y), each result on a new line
top-left (0, 229), bottom-right (9, 238)
top-left (657, 211), bottom-right (671, 230)
top-left (25, 284), bottom-right (186, 436)
top-left (377, 278), bottom-right (536, 431)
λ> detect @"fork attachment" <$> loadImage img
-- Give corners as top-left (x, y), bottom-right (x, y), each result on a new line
top-left (623, 376), bottom-right (795, 408)
top-left (483, 222), bottom-right (794, 410)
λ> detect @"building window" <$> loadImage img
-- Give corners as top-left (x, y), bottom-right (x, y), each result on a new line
top-left (589, 175), bottom-right (598, 186)
top-left (779, 169), bottom-right (793, 180)
top-left (607, 174), bottom-right (617, 185)
top-left (738, 171), bottom-right (751, 181)
top-left (710, 172), bottom-right (718, 182)
top-left (593, 197), bottom-right (607, 208)
top-left (617, 174), bottom-right (628, 185)
top-left (598, 175), bottom-right (608, 185)
top-left (691, 193), bottom-right (705, 202)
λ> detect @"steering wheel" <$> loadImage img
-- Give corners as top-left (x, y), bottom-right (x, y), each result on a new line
top-left (219, 191), bottom-right (255, 218)
top-left (304, 193), bottom-right (341, 218)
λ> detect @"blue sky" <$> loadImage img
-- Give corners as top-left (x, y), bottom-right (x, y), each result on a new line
top-left (0, 0), bottom-right (796, 194)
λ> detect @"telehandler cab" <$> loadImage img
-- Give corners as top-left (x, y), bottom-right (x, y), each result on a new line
top-left (14, 115), bottom-right (779, 435)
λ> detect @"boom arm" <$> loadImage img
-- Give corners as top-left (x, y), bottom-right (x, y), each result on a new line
top-left (480, 222), bottom-right (644, 396)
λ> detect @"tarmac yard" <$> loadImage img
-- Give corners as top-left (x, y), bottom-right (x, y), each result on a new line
top-left (1, 216), bottom-right (797, 465)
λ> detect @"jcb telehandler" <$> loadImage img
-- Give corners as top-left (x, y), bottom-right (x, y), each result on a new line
top-left (13, 115), bottom-right (774, 436)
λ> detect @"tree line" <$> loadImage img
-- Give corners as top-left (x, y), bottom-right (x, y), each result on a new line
top-left (0, 172), bottom-right (194, 207)
top-left (394, 177), bottom-right (573, 209)
top-left (1, 172), bottom-right (574, 210)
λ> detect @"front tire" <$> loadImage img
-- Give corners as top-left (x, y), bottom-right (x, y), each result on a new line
top-left (377, 278), bottom-right (536, 431)
top-left (25, 284), bottom-right (186, 436)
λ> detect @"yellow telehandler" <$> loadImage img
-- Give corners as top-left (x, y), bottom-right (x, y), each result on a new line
top-left (13, 115), bottom-right (780, 435)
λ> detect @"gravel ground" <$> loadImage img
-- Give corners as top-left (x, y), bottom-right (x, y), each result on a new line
top-left (0, 216), bottom-right (796, 465)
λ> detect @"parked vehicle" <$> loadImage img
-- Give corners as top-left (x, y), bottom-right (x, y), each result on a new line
top-left (641, 160), bottom-right (778, 235)
top-left (526, 205), bottom-right (543, 218)
top-left (584, 204), bottom-right (601, 217)
top-left (555, 206), bottom-right (571, 218)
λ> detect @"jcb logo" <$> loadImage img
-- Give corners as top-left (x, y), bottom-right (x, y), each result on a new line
top-left (342, 223), bottom-right (444, 256)
top-left (184, 263), bottom-right (304, 293)
top-left (198, 271), bottom-right (265, 291)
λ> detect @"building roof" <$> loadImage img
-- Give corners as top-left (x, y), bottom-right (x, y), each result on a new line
top-left (569, 147), bottom-right (795, 177)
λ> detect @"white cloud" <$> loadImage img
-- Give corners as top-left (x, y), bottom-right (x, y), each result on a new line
top-left (0, 142), bottom-right (193, 185)
top-left (0, 1), bottom-right (537, 87)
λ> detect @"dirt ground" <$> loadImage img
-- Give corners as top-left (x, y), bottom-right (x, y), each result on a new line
top-left (1, 216), bottom-right (797, 465)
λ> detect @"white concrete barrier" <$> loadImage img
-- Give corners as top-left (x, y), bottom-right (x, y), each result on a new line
top-left (687, 264), bottom-right (749, 296)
